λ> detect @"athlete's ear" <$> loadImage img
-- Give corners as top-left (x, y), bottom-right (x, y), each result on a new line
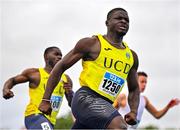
top-left (105, 20), bottom-right (109, 26)
top-left (44, 54), bottom-right (48, 62)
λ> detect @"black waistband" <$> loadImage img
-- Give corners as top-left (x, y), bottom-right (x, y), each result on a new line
top-left (81, 86), bottom-right (113, 104)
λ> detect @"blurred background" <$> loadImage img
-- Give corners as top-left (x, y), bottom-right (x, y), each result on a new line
top-left (0, 0), bottom-right (180, 129)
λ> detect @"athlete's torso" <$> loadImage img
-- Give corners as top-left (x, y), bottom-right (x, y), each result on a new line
top-left (79, 34), bottom-right (134, 102)
top-left (25, 68), bottom-right (67, 125)
top-left (136, 95), bottom-right (146, 122)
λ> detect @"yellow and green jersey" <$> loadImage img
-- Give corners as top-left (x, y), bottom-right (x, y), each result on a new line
top-left (79, 34), bottom-right (134, 102)
top-left (25, 68), bottom-right (67, 125)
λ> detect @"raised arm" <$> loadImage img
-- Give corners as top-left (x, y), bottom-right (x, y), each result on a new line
top-left (125, 50), bottom-right (140, 125)
top-left (2, 68), bottom-right (37, 99)
top-left (145, 97), bottom-right (180, 119)
top-left (39, 37), bottom-right (98, 114)
top-left (41, 38), bottom-right (91, 100)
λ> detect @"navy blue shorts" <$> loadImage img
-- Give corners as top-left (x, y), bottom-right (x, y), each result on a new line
top-left (25, 113), bottom-right (54, 130)
top-left (71, 87), bottom-right (121, 129)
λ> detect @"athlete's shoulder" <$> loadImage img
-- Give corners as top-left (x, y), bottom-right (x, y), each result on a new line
top-left (76, 36), bottom-right (98, 47)
top-left (21, 68), bottom-right (39, 76)
top-left (142, 95), bottom-right (148, 105)
top-left (130, 49), bottom-right (139, 68)
top-left (130, 49), bottom-right (138, 57)
top-left (74, 35), bottom-right (99, 53)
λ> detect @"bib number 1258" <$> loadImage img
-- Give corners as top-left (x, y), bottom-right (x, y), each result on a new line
top-left (99, 72), bottom-right (125, 96)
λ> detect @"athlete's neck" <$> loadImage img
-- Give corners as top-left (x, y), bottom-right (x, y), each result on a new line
top-left (104, 33), bottom-right (125, 49)
top-left (44, 65), bottom-right (53, 74)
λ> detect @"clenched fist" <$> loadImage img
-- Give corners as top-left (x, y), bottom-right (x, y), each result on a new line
top-left (124, 111), bottom-right (137, 125)
top-left (3, 88), bottom-right (14, 99)
top-left (38, 100), bottom-right (52, 115)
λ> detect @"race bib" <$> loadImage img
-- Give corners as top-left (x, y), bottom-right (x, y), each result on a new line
top-left (41, 122), bottom-right (51, 130)
top-left (50, 96), bottom-right (62, 111)
top-left (99, 72), bottom-right (125, 97)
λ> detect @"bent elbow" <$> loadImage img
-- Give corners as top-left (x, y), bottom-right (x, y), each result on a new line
top-left (154, 114), bottom-right (162, 119)
top-left (155, 116), bottom-right (161, 119)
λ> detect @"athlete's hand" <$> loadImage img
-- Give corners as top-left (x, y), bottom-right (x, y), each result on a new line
top-left (167, 98), bottom-right (180, 108)
top-left (124, 111), bottom-right (137, 125)
top-left (63, 81), bottom-right (73, 94)
top-left (38, 100), bottom-right (52, 115)
top-left (3, 88), bottom-right (14, 99)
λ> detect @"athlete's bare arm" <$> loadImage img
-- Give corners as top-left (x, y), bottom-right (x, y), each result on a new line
top-left (64, 74), bottom-right (74, 107)
top-left (41, 37), bottom-right (99, 99)
top-left (113, 98), bottom-right (119, 109)
top-left (113, 94), bottom-right (121, 109)
top-left (145, 96), bottom-right (180, 119)
top-left (64, 74), bottom-right (73, 94)
top-left (39, 37), bottom-right (100, 114)
top-left (125, 50), bottom-right (140, 125)
top-left (2, 68), bottom-right (39, 99)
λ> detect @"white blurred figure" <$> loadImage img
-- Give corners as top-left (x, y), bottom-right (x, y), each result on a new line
top-left (113, 71), bottom-right (180, 129)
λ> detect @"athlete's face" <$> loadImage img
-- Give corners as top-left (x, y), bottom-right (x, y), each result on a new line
top-left (46, 48), bottom-right (62, 67)
top-left (138, 75), bottom-right (147, 93)
top-left (106, 10), bottom-right (129, 36)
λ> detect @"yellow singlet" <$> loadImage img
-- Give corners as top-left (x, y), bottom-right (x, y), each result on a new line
top-left (79, 34), bottom-right (134, 102)
top-left (25, 68), bottom-right (67, 125)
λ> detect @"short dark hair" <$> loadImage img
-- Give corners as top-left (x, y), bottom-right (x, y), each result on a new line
top-left (137, 71), bottom-right (148, 77)
top-left (44, 46), bottom-right (60, 57)
top-left (107, 8), bottom-right (127, 20)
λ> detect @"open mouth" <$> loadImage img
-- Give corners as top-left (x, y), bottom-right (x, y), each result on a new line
top-left (119, 26), bottom-right (126, 30)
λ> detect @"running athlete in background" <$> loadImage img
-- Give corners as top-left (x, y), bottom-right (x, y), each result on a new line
top-left (39, 8), bottom-right (140, 129)
top-left (3, 46), bottom-right (74, 129)
top-left (113, 71), bottom-right (180, 129)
